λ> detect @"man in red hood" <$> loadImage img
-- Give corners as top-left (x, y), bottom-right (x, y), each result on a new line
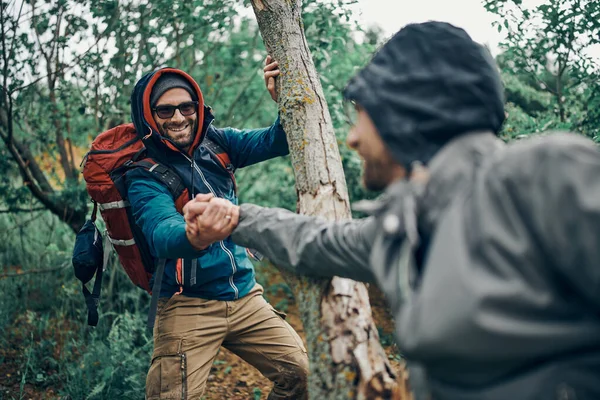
top-left (127, 57), bottom-right (308, 399)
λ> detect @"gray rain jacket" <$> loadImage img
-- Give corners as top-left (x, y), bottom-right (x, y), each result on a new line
top-left (233, 132), bottom-right (600, 400)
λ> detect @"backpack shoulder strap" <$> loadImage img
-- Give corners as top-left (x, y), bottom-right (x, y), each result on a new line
top-left (127, 159), bottom-right (186, 200)
top-left (203, 135), bottom-right (233, 171)
top-left (203, 129), bottom-right (237, 193)
top-left (147, 258), bottom-right (166, 330)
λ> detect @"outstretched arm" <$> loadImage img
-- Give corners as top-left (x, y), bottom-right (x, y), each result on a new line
top-left (183, 197), bottom-right (377, 283)
top-left (234, 204), bottom-right (377, 283)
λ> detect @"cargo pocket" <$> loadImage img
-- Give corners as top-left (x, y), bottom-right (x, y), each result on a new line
top-left (270, 306), bottom-right (287, 320)
top-left (269, 305), bottom-right (306, 353)
top-left (146, 338), bottom-right (187, 400)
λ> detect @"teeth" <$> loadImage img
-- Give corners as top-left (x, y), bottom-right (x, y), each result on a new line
top-left (169, 125), bottom-right (188, 132)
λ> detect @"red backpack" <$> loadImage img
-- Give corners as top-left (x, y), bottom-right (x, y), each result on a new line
top-left (78, 123), bottom-right (231, 327)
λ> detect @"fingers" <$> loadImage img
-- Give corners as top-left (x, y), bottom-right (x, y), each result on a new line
top-left (228, 205), bottom-right (240, 229)
top-left (219, 203), bottom-right (239, 232)
top-left (210, 199), bottom-right (230, 231)
top-left (263, 55), bottom-right (280, 102)
top-left (195, 193), bottom-right (214, 202)
top-left (184, 201), bottom-right (209, 220)
top-left (263, 62), bottom-right (280, 73)
top-left (267, 77), bottom-right (275, 96)
top-left (263, 63), bottom-right (279, 87)
top-left (184, 200), bottom-right (210, 236)
top-left (263, 69), bottom-right (280, 79)
top-left (196, 198), bottom-right (230, 229)
top-left (264, 55), bottom-right (275, 67)
top-left (185, 195), bottom-right (239, 249)
top-left (183, 193), bottom-right (213, 220)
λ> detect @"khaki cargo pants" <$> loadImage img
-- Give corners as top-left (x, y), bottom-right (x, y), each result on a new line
top-left (146, 284), bottom-right (308, 399)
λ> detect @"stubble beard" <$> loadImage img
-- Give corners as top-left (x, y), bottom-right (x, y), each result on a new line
top-left (363, 161), bottom-right (393, 192)
top-left (159, 118), bottom-right (198, 150)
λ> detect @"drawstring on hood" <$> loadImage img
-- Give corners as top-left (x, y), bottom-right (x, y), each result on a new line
top-left (344, 21), bottom-right (505, 167)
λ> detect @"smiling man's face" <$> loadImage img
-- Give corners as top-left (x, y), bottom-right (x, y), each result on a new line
top-left (153, 88), bottom-right (197, 151)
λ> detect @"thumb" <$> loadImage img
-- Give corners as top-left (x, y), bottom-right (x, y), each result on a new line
top-left (268, 77), bottom-right (277, 100)
top-left (195, 193), bottom-right (214, 202)
top-left (184, 200), bottom-right (210, 223)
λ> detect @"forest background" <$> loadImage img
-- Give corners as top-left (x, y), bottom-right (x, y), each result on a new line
top-left (0, 0), bottom-right (599, 398)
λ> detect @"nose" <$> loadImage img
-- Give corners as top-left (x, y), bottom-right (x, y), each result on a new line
top-left (346, 126), bottom-right (359, 150)
top-left (171, 109), bottom-right (185, 123)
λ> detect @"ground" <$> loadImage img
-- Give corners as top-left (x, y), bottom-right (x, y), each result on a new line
top-left (0, 267), bottom-right (405, 400)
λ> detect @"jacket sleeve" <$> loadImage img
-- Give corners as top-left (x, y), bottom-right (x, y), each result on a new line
top-left (231, 203), bottom-right (377, 283)
top-left (126, 172), bottom-right (206, 260)
top-left (219, 116), bottom-right (289, 169)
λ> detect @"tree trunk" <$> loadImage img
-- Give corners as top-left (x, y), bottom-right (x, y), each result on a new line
top-left (250, 1), bottom-right (402, 398)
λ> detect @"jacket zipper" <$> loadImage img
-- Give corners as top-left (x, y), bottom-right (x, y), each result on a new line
top-left (142, 119), bottom-right (239, 298)
top-left (183, 153), bottom-right (239, 299)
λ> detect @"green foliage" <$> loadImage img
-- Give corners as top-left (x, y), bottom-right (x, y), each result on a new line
top-left (1, 0), bottom-right (378, 225)
top-left (61, 312), bottom-right (151, 400)
top-left (485, 0), bottom-right (600, 140)
top-left (0, 210), bottom-right (154, 399)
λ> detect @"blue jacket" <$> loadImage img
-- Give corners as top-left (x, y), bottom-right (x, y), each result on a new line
top-left (127, 67), bottom-right (289, 299)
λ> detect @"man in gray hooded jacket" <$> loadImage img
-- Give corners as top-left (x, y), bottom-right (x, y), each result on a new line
top-left (183, 22), bottom-right (600, 400)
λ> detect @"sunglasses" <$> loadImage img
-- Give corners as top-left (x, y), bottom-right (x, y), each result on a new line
top-left (152, 101), bottom-right (198, 119)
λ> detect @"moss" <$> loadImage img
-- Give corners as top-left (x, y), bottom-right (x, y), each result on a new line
top-left (345, 371), bottom-right (356, 382)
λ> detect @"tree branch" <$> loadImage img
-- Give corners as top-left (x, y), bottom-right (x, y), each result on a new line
top-left (31, 1), bottom-right (52, 74)
top-left (0, 0), bottom-right (15, 143)
top-left (10, 27), bottom-right (109, 94)
top-left (10, 115), bottom-right (57, 193)
top-left (7, 0), bottom-right (25, 64)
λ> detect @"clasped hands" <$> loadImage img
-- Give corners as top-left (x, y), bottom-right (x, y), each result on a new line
top-left (184, 193), bottom-right (240, 250)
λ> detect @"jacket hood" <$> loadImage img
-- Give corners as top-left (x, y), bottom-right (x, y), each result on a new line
top-left (344, 21), bottom-right (505, 166)
top-left (130, 68), bottom-right (207, 158)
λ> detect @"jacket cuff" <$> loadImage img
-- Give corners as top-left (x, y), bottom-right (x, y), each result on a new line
top-left (232, 204), bottom-right (264, 248)
top-left (169, 225), bottom-right (209, 259)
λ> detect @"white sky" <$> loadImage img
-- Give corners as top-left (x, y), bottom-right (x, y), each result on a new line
top-left (353, 0), bottom-right (600, 60)
top-left (353, 0), bottom-right (506, 54)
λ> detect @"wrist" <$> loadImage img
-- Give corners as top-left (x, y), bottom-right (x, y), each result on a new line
top-left (186, 231), bottom-right (210, 251)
